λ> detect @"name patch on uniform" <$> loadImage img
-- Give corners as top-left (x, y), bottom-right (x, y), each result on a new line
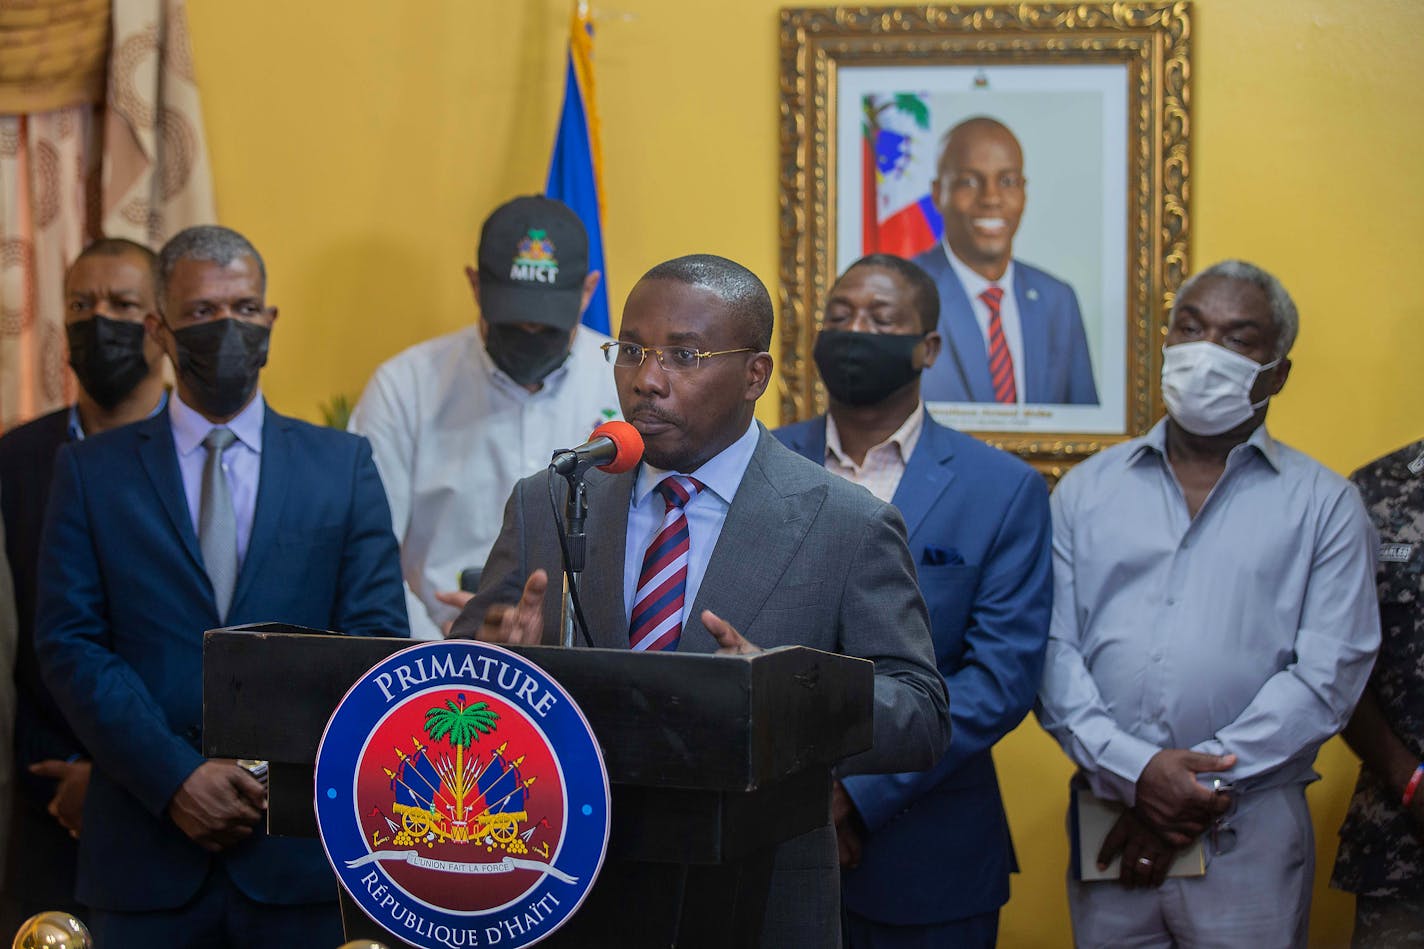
top-left (1380, 543), bottom-right (1415, 563)
top-left (1409, 452), bottom-right (1424, 475)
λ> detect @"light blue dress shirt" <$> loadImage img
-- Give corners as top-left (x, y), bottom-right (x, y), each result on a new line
top-left (622, 420), bottom-right (759, 631)
top-left (1037, 419), bottom-right (1380, 805)
top-left (169, 391), bottom-right (265, 569)
top-left (66, 390), bottom-right (170, 441)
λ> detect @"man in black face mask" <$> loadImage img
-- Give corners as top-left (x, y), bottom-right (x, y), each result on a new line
top-left (0, 237), bottom-right (168, 931)
top-left (350, 195), bottom-right (620, 639)
top-left (774, 254), bottom-right (1053, 948)
top-left (34, 225), bottom-right (408, 946)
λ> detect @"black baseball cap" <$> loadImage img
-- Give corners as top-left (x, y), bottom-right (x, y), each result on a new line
top-left (477, 196), bottom-right (589, 330)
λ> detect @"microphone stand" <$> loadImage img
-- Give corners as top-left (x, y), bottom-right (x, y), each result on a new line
top-left (549, 463), bottom-right (595, 648)
top-left (561, 475), bottom-right (588, 648)
top-left (547, 424), bottom-right (639, 649)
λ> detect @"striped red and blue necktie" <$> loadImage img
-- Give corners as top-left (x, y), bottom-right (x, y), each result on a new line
top-left (629, 476), bottom-right (704, 652)
top-left (981, 286), bottom-right (1017, 404)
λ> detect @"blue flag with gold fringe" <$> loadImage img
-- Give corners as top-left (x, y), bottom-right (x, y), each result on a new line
top-left (546, 2), bottom-right (609, 334)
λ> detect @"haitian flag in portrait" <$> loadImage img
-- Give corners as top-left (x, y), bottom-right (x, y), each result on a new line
top-left (862, 92), bottom-right (943, 258)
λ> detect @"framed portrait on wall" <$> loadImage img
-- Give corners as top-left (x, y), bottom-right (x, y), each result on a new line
top-left (778, 3), bottom-right (1192, 477)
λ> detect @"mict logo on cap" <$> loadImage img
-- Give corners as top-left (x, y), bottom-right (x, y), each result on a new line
top-left (512, 230), bottom-right (560, 284)
top-left (478, 196), bottom-right (589, 331)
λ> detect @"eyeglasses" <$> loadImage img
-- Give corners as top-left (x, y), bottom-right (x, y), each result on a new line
top-left (601, 341), bottom-right (756, 373)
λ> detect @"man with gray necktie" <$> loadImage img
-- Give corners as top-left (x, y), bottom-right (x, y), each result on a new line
top-left (35, 225), bottom-right (409, 945)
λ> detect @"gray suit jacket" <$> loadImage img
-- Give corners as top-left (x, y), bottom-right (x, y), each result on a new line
top-left (452, 425), bottom-right (950, 945)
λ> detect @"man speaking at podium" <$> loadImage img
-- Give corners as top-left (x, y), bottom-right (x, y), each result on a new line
top-left (35, 226), bottom-right (409, 945)
top-left (451, 254), bottom-right (950, 946)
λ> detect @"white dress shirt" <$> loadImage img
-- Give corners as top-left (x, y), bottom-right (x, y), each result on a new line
top-left (941, 242), bottom-right (1025, 402)
top-left (169, 390), bottom-right (265, 569)
top-left (350, 325), bottom-right (621, 640)
top-left (622, 420), bottom-right (759, 632)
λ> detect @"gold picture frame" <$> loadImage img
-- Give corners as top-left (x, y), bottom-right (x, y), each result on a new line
top-left (778, 3), bottom-right (1191, 478)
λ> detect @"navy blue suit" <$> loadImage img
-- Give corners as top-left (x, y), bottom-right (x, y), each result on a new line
top-left (775, 411), bottom-right (1051, 938)
top-left (913, 247), bottom-right (1099, 405)
top-left (34, 405), bottom-right (408, 917)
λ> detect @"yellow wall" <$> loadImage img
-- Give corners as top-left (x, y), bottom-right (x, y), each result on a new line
top-left (187, 1), bottom-right (1424, 944)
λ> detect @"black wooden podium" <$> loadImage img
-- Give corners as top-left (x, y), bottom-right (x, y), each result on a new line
top-left (202, 625), bottom-right (873, 948)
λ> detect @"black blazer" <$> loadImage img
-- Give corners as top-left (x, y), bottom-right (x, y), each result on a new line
top-left (0, 408), bottom-right (82, 776)
top-left (0, 407), bottom-right (82, 906)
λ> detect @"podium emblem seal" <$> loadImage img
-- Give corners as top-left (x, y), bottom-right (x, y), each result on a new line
top-left (316, 640), bottom-right (610, 948)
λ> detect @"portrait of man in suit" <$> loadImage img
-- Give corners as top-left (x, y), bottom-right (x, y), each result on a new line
top-left (916, 116), bottom-right (1100, 406)
top-left (452, 254), bottom-right (949, 947)
top-left (34, 226), bottom-right (409, 945)
top-left (776, 254), bottom-right (1052, 947)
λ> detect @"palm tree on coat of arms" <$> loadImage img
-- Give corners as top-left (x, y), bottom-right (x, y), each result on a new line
top-left (424, 694), bottom-right (499, 821)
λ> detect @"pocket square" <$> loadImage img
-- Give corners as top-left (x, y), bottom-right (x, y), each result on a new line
top-left (921, 544), bottom-right (964, 567)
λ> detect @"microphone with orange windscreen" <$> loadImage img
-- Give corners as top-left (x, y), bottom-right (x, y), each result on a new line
top-left (549, 420), bottom-right (644, 476)
top-left (549, 421), bottom-right (644, 646)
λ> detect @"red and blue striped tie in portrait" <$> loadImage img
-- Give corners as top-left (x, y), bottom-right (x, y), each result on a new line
top-left (981, 286), bottom-right (1017, 404)
top-left (629, 476), bottom-right (705, 652)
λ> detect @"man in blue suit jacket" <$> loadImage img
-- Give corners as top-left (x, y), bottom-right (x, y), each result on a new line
top-left (0, 238), bottom-right (170, 930)
top-left (35, 226), bottom-right (408, 945)
top-left (776, 254), bottom-right (1051, 946)
top-left (915, 116), bottom-right (1098, 406)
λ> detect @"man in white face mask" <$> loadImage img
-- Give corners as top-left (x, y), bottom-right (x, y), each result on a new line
top-left (1037, 260), bottom-right (1381, 947)
top-left (1158, 278), bottom-right (1287, 438)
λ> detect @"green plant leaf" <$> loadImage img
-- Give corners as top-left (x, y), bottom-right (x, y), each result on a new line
top-left (318, 393), bottom-right (353, 430)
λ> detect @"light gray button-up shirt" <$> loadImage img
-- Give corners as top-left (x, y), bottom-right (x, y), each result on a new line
top-left (1038, 419), bottom-right (1380, 805)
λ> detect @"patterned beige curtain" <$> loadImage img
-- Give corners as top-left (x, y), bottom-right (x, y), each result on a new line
top-left (0, 0), bottom-right (215, 431)
top-left (102, 0), bottom-right (215, 245)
